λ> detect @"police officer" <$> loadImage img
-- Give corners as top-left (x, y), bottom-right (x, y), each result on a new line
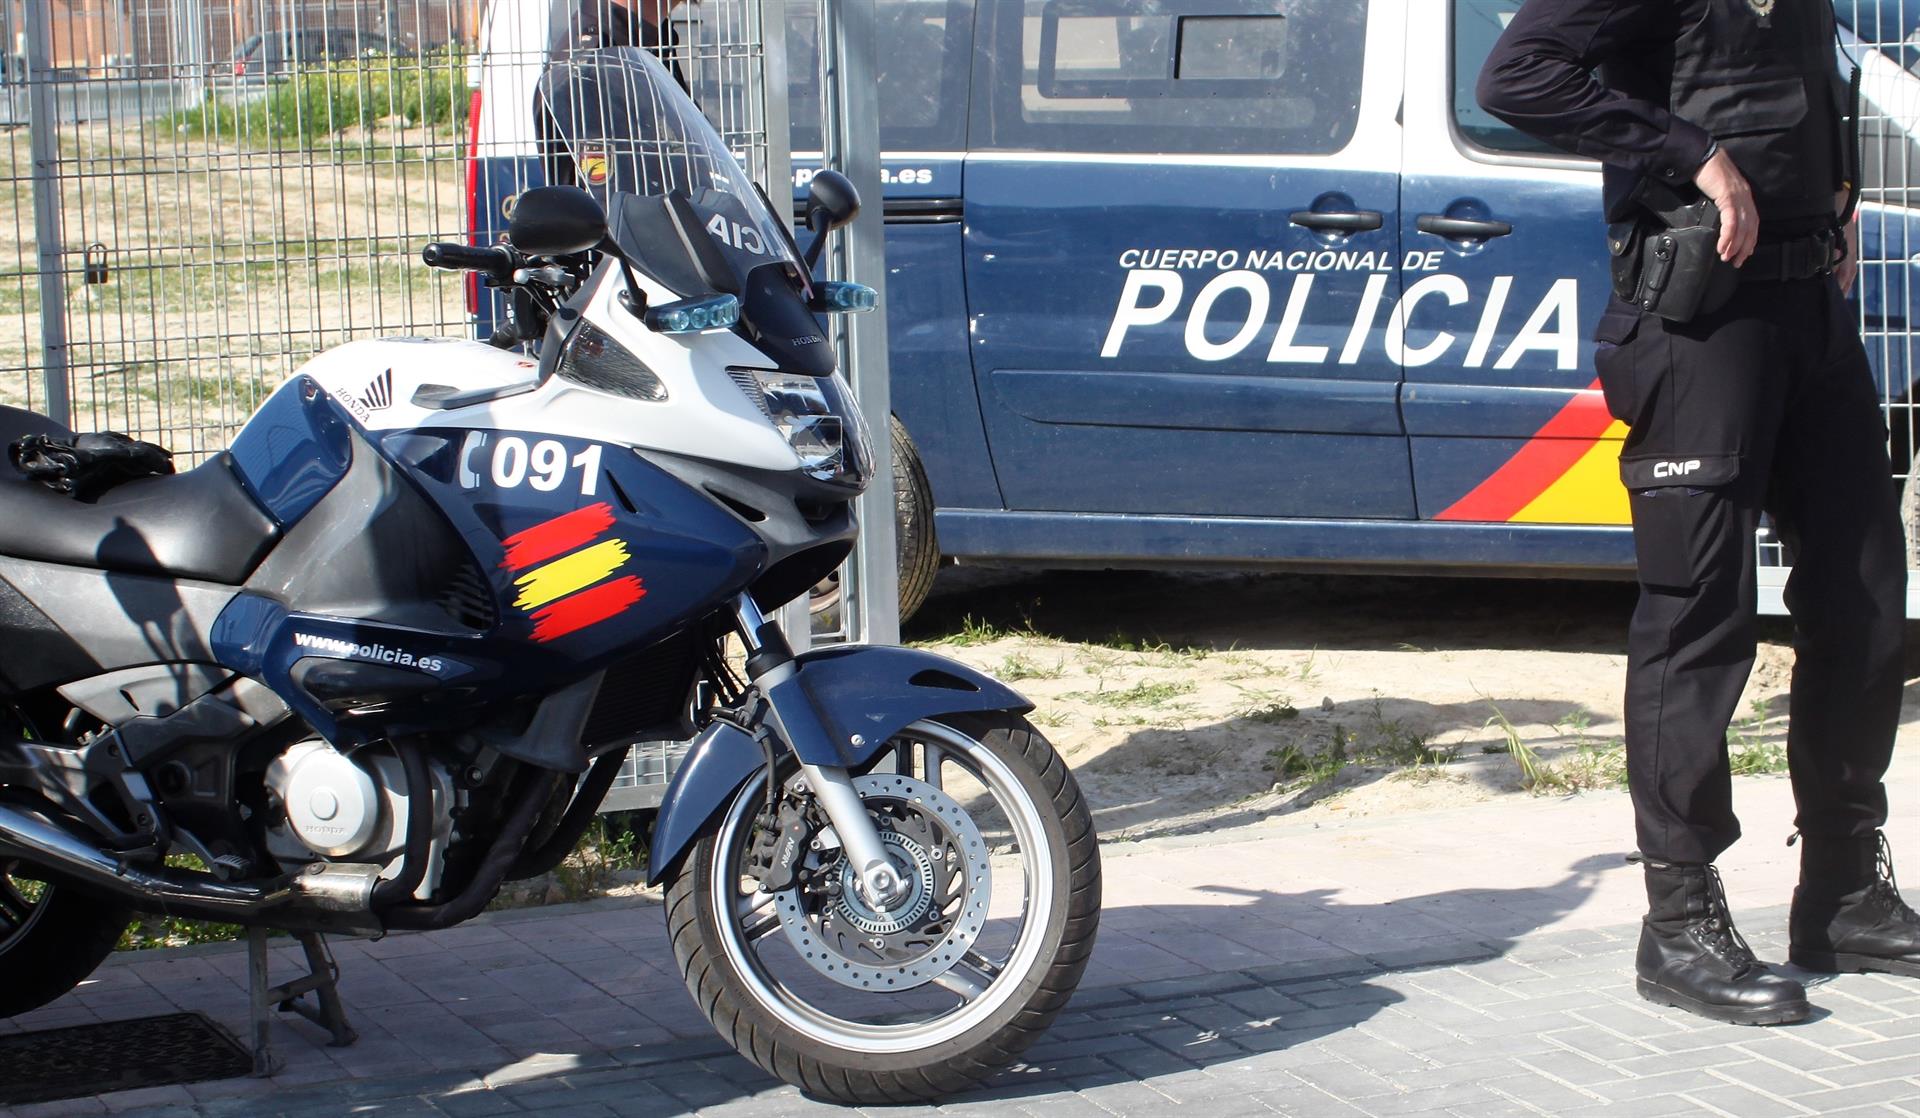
top-left (1480, 1), bottom-right (1918, 1025)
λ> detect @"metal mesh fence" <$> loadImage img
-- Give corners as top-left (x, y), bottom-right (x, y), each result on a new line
top-left (0, 0), bottom-right (774, 464)
top-left (1760, 4), bottom-right (1920, 580)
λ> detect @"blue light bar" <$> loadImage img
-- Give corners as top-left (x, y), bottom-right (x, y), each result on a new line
top-left (811, 281), bottom-right (878, 313)
top-left (646, 294), bottom-right (741, 334)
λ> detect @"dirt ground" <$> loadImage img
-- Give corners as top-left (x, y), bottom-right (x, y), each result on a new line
top-left (898, 566), bottom-right (1857, 844)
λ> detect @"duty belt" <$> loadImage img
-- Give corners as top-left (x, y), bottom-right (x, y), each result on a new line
top-left (1742, 230), bottom-right (1837, 283)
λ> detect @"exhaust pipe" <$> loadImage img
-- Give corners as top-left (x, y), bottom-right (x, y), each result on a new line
top-left (0, 802), bottom-right (378, 931)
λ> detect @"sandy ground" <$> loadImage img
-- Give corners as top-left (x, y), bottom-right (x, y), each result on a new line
top-left (897, 566), bottom-right (1873, 844)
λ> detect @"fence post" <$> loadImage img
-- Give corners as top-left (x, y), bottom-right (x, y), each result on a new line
top-left (24, 0), bottom-right (70, 428)
top-left (818, 0), bottom-right (898, 646)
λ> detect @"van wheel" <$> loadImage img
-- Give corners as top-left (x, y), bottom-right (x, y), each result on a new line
top-left (808, 417), bottom-right (940, 623)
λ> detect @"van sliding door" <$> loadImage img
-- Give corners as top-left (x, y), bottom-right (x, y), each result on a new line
top-left (962, 0), bottom-right (1414, 519)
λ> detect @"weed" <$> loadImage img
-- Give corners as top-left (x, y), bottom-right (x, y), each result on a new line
top-left (1243, 700), bottom-right (1300, 724)
top-left (1556, 738), bottom-right (1629, 791)
top-left (1029, 708), bottom-right (1071, 729)
top-left (1554, 709), bottom-right (1594, 739)
top-left (1294, 647), bottom-right (1321, 682)
top-left (1484, 699), bottom-right (1557, 791)
top-left (919, 614), bottom-right (1034, 648)
top-left (1725, 703), bottom-right (1789, 776)
top-left (1729, 737), bottom-right (1789, 776)
top-left (550, 815), bottom-right (645, 902)
top-left (997, 653), bottom-right (1064, 681)
top-left (1269, 736), bottom-right (1348, 788)
top-left (1065, 679), bottom-right (1197, 708)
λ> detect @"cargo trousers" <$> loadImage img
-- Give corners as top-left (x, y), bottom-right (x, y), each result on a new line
top-left (1592, 275), bottom-right (1907, 865)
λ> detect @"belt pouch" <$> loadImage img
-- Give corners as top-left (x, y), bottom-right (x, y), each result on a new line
top-left (1608, 221), bottom-right (1644, 302)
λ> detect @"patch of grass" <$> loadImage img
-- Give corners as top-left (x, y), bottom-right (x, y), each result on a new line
top-left (1269, 737), bottom-right (1348, 788)
top-left (1028, 708), bottom-right (1071, 729)
top-left (917, 613), bottom-right (1034, 647)
top-left (997, 652), bottom-right (1064, 681)
top-left (550, 815), bottom-right (645, 902)
top-left (1729, 737), bottom-right (1789, 776)
top-left (160, 52), bottom-right (470, 150)
top-left (1064, 679), bottom-right (1197, 708)
top-left (1243, 700), bottom-right (1299, 724)
top-left (1726, 698), bottom-right (1789, 776)
top-left (1557, 738), bottom-right (1629, 791)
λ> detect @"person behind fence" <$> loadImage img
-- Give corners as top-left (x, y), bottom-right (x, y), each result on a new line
top-left (548, 0), bottom-right (690, 82)
top-left (1477, 0), bottom-right (1916, 1026)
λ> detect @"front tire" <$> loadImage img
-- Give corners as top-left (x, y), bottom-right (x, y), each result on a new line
top-left (664, 713), bottom-right (1099, 1104)
top-left (0, 860), bottom-right (129, 1018)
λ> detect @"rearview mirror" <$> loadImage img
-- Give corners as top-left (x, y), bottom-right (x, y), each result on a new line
top-left (507, 185), bottom-right (608, 257)
top-left (802, 170), bottom-right (861, 269)
top-left (804, 169), bottom-right (861, 234)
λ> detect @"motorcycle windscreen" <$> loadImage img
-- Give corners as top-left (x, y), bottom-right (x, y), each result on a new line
top-left (537, 47), bottom-right (833, 372)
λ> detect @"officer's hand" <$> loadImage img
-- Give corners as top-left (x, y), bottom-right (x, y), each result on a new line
top-left (1694, 148), bottom-right (1758, 267)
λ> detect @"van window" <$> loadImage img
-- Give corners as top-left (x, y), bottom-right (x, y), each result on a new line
top-left (1451, 0), bottom-right (1572, 156)
top-left (977, 0), bottom-right (1365, 157)
top-left (789, 0), bottom-right (973, 152)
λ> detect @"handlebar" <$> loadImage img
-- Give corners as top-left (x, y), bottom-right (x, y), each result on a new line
top-left (422, 242), bottom-right (517, 278)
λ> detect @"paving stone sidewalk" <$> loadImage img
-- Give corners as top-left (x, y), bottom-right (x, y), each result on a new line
top-left (7, 762), bottom-right (1920, 1117)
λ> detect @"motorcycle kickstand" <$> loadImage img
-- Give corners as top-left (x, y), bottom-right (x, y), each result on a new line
top-left (247, 927), bottom-right (358, 1076)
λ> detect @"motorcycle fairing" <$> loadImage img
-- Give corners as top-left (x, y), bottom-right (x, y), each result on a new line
top-left (210, 377), bottom-right (767, 755)
top-left (645, 645), bottom-right (1033, 884)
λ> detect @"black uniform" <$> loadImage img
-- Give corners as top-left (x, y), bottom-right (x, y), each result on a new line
top-left (1479, 0), bottom-right (1906, 867)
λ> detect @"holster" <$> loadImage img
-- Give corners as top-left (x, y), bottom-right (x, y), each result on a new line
top-left (1610, 189), bottom-right (1740, 324)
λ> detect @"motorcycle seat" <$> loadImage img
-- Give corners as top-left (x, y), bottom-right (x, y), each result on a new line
top-left (0, 407), bottom-right (279, 585)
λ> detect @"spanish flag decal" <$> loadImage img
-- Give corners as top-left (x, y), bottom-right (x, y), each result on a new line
top-left (500, 503), bottom-right (646, 643)
top-left (1435, 380), bottom-right (1631, 525)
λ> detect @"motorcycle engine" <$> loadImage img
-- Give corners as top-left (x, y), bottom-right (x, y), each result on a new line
top-left (263, 740), bottom-right (453, 900)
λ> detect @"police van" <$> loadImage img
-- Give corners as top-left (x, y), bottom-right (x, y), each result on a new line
top-left (468, 0), bottom-right (1920, 620)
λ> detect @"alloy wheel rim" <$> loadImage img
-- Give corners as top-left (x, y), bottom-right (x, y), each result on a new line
top-left (708, 719), bottom-right (1058, 1053)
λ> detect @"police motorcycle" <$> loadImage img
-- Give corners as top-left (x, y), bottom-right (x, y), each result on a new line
top-left (0, 48), bottom-right (1098, 1104)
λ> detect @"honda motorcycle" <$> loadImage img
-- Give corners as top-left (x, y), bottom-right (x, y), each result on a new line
top-left (0, 48), bottom-right (1098, 1104)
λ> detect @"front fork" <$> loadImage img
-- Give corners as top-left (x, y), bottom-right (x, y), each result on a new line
top-left (730, 594), bottom-right (907, 906)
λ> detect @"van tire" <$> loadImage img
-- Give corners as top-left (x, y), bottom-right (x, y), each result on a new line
top-left (892, 417), bottom-right (940, 624)
top-left (809, 417), bottom-right (940, 623)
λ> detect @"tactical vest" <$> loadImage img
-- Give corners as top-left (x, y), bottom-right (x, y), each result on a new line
top-left (1668, 0), bottom-right (1845, 223)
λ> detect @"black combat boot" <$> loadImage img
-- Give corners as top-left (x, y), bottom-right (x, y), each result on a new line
top-left (1789, 831), bottom-right (1920, 977)
top-left (1636, 860), bottom-right (1810, 1025)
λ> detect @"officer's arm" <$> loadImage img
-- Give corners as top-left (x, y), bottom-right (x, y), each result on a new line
top-left (1475, 0), bottom-right (1712, 183)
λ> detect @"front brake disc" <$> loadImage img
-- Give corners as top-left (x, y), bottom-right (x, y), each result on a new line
top-left (770, 772), bottom-right (991, 991)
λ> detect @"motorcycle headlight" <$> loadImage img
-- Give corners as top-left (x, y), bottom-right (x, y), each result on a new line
top-left (731, 368), bottom-right (872, 488)
top-left (555, 321), bottom-right (667, 402)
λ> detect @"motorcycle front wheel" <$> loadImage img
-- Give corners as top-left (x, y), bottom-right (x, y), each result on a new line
top-left (663, 712), bottom-right (1100, 1104)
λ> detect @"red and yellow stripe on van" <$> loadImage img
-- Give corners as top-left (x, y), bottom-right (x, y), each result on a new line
top-left (1435, 380), bottom-right (1631, 525)
top-left (500, 503), bottom-right (647, 642)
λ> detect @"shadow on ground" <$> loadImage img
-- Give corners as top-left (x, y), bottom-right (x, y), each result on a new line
top-left (157, 856), bottom-right (1620, 1115)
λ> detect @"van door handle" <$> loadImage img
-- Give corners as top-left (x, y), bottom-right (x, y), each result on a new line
top-left (1417, 214), bottom-right (1514, 240)
top-left (1289, 210), bottom-right (1383, 233)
